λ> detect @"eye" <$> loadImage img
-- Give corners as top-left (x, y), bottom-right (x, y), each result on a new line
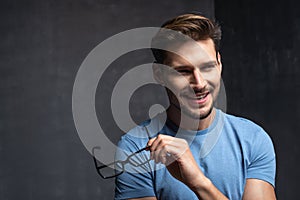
top-left (176, 69), bottom-right (192, 75)
top-left (200, 64), bottom-right (215, 72)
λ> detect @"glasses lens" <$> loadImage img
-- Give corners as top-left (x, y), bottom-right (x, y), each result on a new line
top-left (99, 161), bottom-right (123, 179)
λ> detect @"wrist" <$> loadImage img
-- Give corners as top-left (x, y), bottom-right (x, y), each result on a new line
top-left (189, 173), bottom-right (212, 192)
top-left (191, 177), bottom-right (228, 200)
top-left (191, 176), bottom-right (213, 195)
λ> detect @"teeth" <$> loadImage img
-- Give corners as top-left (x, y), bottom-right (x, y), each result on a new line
top-left (196, 94), bottom-right (206, 99)
top-left (186, 93), bottom-right (208, 100)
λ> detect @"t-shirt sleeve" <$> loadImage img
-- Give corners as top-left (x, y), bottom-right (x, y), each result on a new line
top-left (246, 128), bottom-right (276, 187)
top-left (114, 134), bottom-right (156, 200)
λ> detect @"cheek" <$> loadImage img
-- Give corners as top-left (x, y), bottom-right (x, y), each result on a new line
top-left (164, 76), bottom-right (188, 92)
top-left (202, 69), bottom-right (221, 81)
top-left (210, 78), bottom-right (221, 98)
top-left (205, 70), bottom-right (221, 85)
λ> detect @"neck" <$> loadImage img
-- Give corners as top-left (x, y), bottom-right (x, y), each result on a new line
top-left (166, 106), bottom-right (216, 131)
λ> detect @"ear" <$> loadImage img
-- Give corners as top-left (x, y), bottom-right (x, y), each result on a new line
top-left (217, 52), bottom-right (222, 73)
top-left (152, 62), bottom-right (165, 86)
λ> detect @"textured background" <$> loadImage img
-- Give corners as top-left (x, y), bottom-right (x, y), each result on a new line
top-left (215, 0), bottom-right (300, 199)
top-left (1, 0), bottom-right (298, 199)
top-left (0, 0), bottom-right (213, 199)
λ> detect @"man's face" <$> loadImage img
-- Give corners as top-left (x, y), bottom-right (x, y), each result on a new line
top-left (161, 39), bottom-right (222, 120)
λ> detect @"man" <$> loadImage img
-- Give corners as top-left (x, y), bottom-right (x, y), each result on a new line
top-left (114, 13), bottom-right (276, 200)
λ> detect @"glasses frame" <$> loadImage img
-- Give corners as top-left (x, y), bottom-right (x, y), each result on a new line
top-left (92, 146), bottom-right (150, 179)
top-left (92, 126), bottom-right (152, 179)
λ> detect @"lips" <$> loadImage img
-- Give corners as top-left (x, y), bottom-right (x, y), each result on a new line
top-left (184, 91), bottom-right (210, 105)
top-left (195, 92), bottom-right (209, 100)
top-left (185, 91), bottom-right (209, 100)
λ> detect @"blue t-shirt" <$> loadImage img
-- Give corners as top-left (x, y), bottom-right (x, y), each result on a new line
top-left (114, 109), bottom-right (276, 200)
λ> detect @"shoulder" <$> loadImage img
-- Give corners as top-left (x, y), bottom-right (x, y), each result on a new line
top-left (118, 114), bottom-right (164, 152)
top-left (221, 112), bottom-right (275, 152)
top-left (223, 112), bottom-right (269, 138)
top-left (221, 111), bottom-right (275, 155)
top-left (224, 112), bottom-right (262, 130)
top-left (222, 113), bottom-right (277, 186)
top-left (118, 124), bottom-right (149, 152)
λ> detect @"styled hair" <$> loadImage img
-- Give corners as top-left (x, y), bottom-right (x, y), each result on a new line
top-left (151, 13), bottom-right (222, 63)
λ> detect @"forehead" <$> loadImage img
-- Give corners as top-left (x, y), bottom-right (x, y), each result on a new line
top-left (163, 39), bottom-right (216, 67)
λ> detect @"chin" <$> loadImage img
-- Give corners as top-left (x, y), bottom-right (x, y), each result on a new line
top-left (182, 105), bottom-right (213, 120)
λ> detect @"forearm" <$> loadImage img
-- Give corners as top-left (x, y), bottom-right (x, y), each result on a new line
top-left (191, 175), bottom-right (228, 200)
top-left (147, 136), bottom-right (228, 199)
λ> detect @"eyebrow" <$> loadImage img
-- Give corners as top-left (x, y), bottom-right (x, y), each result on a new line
top-left (172, 61), bottom-right (217, 69)
top-left (200, 61), bottom-right (217, 66)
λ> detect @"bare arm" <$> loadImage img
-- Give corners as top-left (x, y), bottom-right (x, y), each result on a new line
top-left (129, 197), bottom-right (157, 200)
top-left (242, 179), bottom-right (276, 200)
top-left (147, 134), bottom-right (228, 200)
top-left (133, 135), bottom-right (276, 200)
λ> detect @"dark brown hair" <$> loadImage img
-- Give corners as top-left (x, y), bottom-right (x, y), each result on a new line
top-left (151, 13), bottom-right (222, 63)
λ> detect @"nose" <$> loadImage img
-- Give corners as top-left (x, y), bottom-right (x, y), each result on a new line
top-left (191, 69), bottom-right (207, 89)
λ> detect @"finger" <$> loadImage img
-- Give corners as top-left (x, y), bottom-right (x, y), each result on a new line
top-left (154, 139), bottom-right (177, 164)
top-left (151, 136), bottom-right (165, 161)
top-left (149, 135), bottom-right (170, 162)
top-left (163, 144), bottom-right (185, 161)
top-left (148, 134), bottom-right (164, 152)
top-left (148, 135), bottom-right (188, 161)
top-left (152, 147), bottom-right (177, 166)
top-left (147, 137), bottom-right (157, 147)
top-left (146, 137), bottom-right (158, 160)
top-left (152, 148), bottom-right (162, 163)
top-left (161, 148), bottom-right (176, 165)
top-left (155, 147), bottom-right (169, 164)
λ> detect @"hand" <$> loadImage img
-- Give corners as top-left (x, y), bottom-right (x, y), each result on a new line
top-left (147, 134), bottom-right (205, 190)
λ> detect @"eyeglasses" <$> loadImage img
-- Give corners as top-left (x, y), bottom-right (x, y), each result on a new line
top-left (92, 146), bottom-right (150, 179)
top-left (93, 126), bottom-right (152, 179)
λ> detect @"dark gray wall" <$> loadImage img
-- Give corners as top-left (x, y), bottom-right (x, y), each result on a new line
top-left (215, 0), bottom-right (299, 199)
top-left (2, 0), bottom-right (298, 199)
top-left (0, 1), bottom-right (214, 199)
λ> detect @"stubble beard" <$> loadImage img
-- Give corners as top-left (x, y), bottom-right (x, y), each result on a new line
top-left (178, 98), bottom-right (214, 120)
top-left (167, 88), bottom-right (215, 120)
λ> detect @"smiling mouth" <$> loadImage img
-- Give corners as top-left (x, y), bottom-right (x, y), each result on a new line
top-left (185, 91), bottom-right (209, 100)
